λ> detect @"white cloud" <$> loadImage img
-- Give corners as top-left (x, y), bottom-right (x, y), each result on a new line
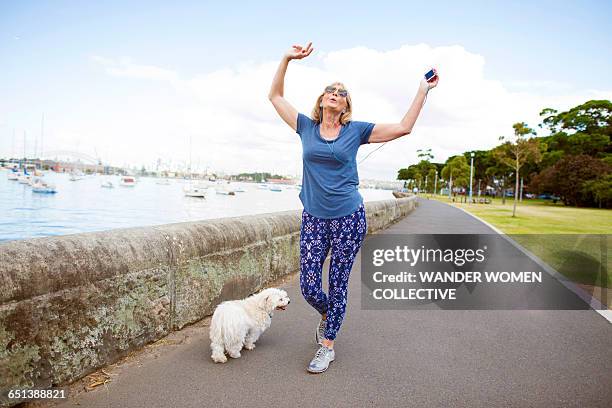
top-left (50, 46), bottom-right (612, 179)
top-left (90, 55), bottom-right (179, 82)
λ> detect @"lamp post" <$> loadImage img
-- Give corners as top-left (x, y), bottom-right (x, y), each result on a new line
top-left (469, 152), bottom-right (475, 204)
top-left (434, 171), bottom-right (438, 197)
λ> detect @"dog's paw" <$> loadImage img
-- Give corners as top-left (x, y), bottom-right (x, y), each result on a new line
top-left (244, 343), bottom-right (256, 350)
top-left (228, 351), bottom-right (241, 359)
top-left (211, 354), bottom-right (227, 363)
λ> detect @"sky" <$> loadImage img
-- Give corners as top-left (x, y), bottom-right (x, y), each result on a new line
top-left (1, 0), bottom-right (611, 180)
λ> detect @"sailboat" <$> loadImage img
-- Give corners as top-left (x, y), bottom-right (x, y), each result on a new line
top-left (17, 166), bottom-right (32, 184)
top-left (7, 167), bottom-right (19, 180)
top-left (17, 173), bottom-right (32, 184)
top-left (100, 178), bottom-right (114, 188)
top-left (184, 184), bottom-right (207, 197)
top-left (69, 168), bottom-right (85, 181)
top-left (183, 136), bottom-right (207, 198)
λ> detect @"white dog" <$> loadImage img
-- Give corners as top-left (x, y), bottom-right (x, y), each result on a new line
top-left (209, 287), bottom-right (290, 363)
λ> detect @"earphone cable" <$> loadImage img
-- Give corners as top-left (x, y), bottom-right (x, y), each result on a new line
top-left (357, 90), bottom-right (429, 165)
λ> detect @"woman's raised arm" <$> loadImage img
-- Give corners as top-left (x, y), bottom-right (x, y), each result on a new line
top-left (368, 74), bottom-right (439, 143)
top-left (268, 42), bottom-right (313, 131)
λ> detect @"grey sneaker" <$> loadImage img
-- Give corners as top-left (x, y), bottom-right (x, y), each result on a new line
top-left (315, 317), bottom-right (326, 345)
top-left (307, 345), bottom-right (335, 373)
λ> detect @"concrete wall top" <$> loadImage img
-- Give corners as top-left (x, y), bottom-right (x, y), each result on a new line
top-left (0, 198), bottom-right (415, 305)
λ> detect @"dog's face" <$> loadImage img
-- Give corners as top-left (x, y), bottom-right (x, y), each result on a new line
top-left (261, 288), bottom-right (290, 313)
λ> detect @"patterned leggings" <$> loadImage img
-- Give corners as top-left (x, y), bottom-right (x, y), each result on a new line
top-left (299, 203), bottom-right (367, 341)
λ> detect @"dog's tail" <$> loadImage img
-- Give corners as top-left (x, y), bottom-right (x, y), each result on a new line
top-left (210, 303), bottom-right (244, 348)
top-left (209, 307), bottom-right (225, 345)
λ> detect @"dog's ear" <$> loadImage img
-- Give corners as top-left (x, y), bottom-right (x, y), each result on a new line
top-left (264, 295), bottom-right (274, 311)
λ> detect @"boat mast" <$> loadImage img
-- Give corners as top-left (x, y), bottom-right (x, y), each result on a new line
top-left (23, 130), bottom-right (26, 172)
top-left (40, 113), bottom-right (44, 159)
top-left (188, 134), bottom-right (192, 185)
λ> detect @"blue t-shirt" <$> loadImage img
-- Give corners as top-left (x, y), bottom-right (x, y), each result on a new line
top-left (296, 112), bottom-right (375, 219)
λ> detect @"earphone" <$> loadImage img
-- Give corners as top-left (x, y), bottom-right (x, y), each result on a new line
top-left (324, 136), bottom-right (346, 164)
top-left (318, 87), bottom-right (429, 166)
top-left (319, 104), bottom-right (348, 164)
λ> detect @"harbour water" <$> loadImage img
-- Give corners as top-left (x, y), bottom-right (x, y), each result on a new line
top-left (1, 170), bottom-right (394, 242)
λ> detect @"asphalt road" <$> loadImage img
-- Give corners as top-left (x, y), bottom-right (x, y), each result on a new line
top-left (52, 198), bottom-right (612, 408)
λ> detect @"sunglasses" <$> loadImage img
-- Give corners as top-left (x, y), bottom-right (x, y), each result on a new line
top-left (324, 86), bottom-right (348, 98)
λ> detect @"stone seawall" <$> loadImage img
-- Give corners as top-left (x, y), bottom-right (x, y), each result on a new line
top-left (0, 197), bottom-right (417, 402)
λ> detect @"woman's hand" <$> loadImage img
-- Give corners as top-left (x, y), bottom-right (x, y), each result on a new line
top-left (419, 70), bottom-right (439, 93)
top-left (284, 42), bottom-right (314, 61)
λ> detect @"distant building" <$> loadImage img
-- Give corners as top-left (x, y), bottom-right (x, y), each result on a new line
top-left (267, 178), bottom-right (297, 185)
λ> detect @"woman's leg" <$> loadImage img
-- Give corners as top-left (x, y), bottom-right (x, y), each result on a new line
top-left (323, 204), bottom-right (367, 343)
top-left (299, 209), bottom-right (331, 315)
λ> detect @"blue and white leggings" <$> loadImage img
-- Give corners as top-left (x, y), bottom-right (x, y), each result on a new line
top-left (299, 203), bottom-right (367, 341)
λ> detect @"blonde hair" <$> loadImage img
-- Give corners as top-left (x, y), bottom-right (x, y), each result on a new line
top-left (311, 82), bottom-right (352, 124)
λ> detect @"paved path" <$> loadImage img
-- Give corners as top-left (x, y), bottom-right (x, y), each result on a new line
top-left (54, 198), bottom-right (611, 408)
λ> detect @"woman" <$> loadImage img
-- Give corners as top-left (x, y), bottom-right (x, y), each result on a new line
top-left (268, 42), bottom-right (438, 373)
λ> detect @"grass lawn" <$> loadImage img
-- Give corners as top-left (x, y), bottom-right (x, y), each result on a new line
top-left (425, 194), bottom-right (611, 300)
top-left (428, 194), bottom-right (611, 234)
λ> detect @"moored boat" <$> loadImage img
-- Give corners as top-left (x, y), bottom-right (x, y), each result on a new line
top-left (31, 178), bottom-right (57, 194)
top-left (69, 170), bottom-right (85, 181)
top-left (184, 185), bottom-right (207, 198)
top-left (120, 176), bottom-right (136, 187)
top-left (18, 174), bottom-right (32, 184)
top-left (216, 186), bottom-right (236, 195)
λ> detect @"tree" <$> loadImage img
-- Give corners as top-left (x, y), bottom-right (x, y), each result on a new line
top-left (468, 150), bottom-right (496, 191)
top-left (397, 163), bottom-right (425, 189)
top-left (395, 100), bottom-right (611, 209)
top-left (414, 160), bottom-right (436, 191)
top-left (426, 167), bottom-right (437, 194)
top-left (484, 155), bottom-right (509, 201)
top-left (417, 148), bottom-right (434, 161)
top-left (494, 122), bottom-right (542, 217)
top-left (397, 167), bottom-right (416, 181)
top-left (529, 155), bottom-right (611, 207)
top-left (441, 156), bottom-right (469, 200)
top-left (530, 100), bottom-right (612, 208)
top-left (540, 100), bottom-right (612, 135)
top-left (539, 100), bottom-right (611, 160)
top-left (582, 174), bottom-right (612, 209)
top-left (398, 149), bottom-right (437, 193)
